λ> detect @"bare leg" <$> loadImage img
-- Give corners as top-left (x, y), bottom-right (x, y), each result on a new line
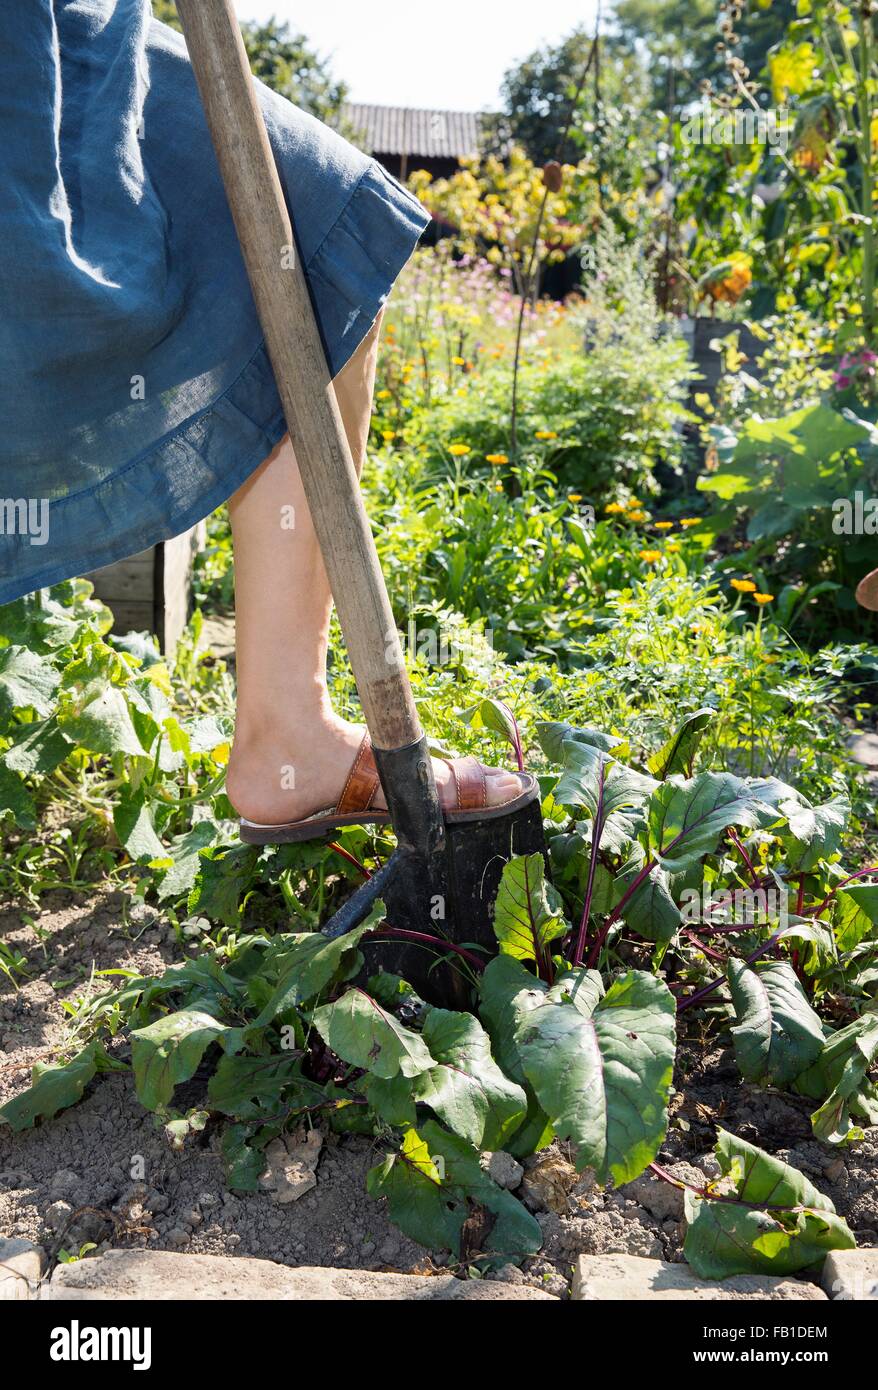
top-left (226, 314), bottom-right (524, 827)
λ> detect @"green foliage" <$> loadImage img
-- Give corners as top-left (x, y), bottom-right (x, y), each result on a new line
top-left (150, 3), bottom-right (348, 125)
top-left (697, 402), bottom-right (878, 633)
top-left (404, 344), bottom-right (691, 505)
top-left (684, 1130), bottom-right (855, 1278)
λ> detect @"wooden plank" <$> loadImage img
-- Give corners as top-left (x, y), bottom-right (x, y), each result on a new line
top-left (83, 523), bottom-right (205, 655)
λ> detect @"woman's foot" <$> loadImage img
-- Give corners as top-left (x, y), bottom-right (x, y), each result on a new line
top-left (226, 715), bottom-right (528, 828)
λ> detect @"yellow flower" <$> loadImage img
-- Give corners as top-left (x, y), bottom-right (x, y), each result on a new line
top-left (627, 510), bottom-right (648, 523)
top-left (654, 521), bottom-right (674, 530)
top-left (376, 389), bottom-right (392, 401)
top-left (382, 431), bottom-right (396, 443)
top-left (535, 430), bottom-right (558, 441)
top-left (452, 356), bottom-right (466, 366)
top-left (679, 518), bottom-right (701, 529)
top-left (758, 841), bottom-right (770, 862)
top-left (754, 593), bottom-right (775, 605)
top-left (449, 444), bottom-right (471, 456)
top-left (605, 502), bottom-right (626, 514)
top-left (666, 542), bottom-right (681, 553)
top-left (486, 453), bottom-right (509, 465)
top-left (568, 493), bottom-right (583, 503)
top-left (731, 579), bottom-right (758, 593)
top-left (639, 549), bottom-right (662, 564)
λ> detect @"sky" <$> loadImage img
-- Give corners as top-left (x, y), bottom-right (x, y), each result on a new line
top-left (235, 1), bottom-right (600, 111)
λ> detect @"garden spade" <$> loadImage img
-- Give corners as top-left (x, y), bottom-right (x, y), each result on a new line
top-left (175, 0), bottom-right (546, 1007)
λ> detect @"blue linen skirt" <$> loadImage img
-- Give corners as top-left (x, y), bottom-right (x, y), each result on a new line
top-left (0, 3), bottom-right (429, 604)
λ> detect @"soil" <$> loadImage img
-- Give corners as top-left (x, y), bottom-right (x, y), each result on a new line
top-left (2, 890), bottom-right (877, 1300)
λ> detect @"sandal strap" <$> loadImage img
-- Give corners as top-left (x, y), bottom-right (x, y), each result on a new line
top-left (446, 755), bottom-right (488, 812)
top-left (337, 733), bottom-right (381, 815)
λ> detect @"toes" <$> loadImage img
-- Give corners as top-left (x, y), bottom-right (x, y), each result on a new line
top-left (484, 768), bottom-right (528, 808)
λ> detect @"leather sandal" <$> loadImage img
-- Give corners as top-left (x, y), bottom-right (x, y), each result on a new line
top-left (239, 730), bottom-right (539, 845)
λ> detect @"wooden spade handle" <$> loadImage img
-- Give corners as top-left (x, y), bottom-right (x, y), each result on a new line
top-left (175, 0), bottom-right (422, 751)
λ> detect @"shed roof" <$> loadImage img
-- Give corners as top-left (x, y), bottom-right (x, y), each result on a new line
top-left (342, 103), bottom-right (485, 160)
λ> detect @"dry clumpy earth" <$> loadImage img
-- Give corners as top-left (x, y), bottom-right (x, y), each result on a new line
top-left (2, 891), bottom-right (877, 1300)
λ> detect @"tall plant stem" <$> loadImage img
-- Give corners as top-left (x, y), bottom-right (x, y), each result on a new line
top-left (857, 2), bottom-right (876, 348)
top-left (573, 765), bottom-right (606, 966)
top-left (509, 32), bottom-right (599, 458)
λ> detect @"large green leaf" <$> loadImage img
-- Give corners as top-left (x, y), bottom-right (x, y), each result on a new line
top-left (780, 797), bottom-right (849, 874)
top-left (248, 912), bottom-right (381, 1030)
top-left (187, 845), bottom-right (260, 927)
top-left (795, 1013), bottom-right (878, 1144)
top-left (312, 987), bottom-right (435, 1080)
top-left (366, 1128), bottom-right (463, 1252)
top-left (479, 955), bottom-right (555, 1153)
top-left (206, 1053), bottom-right (303, 1121)
top-left (157, 821), bottom-right (227, 902)
top-left (536, 721), bottom-right (624, 761)
top-left (59, 681), bottom-right (146, 757)
top-left (0, 763), bottom-right (36, 829)
top-left (1, 717), bottom-right (72, 776)
top-left (648, 773), bottom-right (786, 872)
top-left (614, 855), bottom-right (682, 944)
top-left (113, 789), bottom-right (165, 863)
top-left (411, 1009), bottom-right (527, 1149)
top-left (130, 1010), bottom-right (240, 1110)
top-left (479, 954), bottom-right (549, 1084)
top-left (728, 960), bottom-right (824, 1089)
top-left (0, 1041), bottom-right (125, 1132)
top-left (492, 854), bottom-right (568, 966)
top-left (515, 969), bottom-right (676, 1184)
top-left (0, 645), bottom-right (59, 723)
top-left (684, 1129), bottom-right (855, 1278)
top-left (368, 1122), bottom-right (542, 1265)
top-left (647, 709), bottom-right (715, 780)
top-left (551, 740), bottom-right (656, 855)
top-left (835, 884), bottom-right (878, 952)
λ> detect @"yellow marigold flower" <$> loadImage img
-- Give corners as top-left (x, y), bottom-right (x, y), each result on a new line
top-left (568, 493), bottom-right (583, 503)
top-left (376, 389), bottom-right (392, 401)
top-left (535, 430), bottom-right (558, 441)
top-left (679, 518), bottom-right (701, 528)
top-left (654, 521), bottom-right (674, 530)
top-left (755, 593), bottom-right (775, 605)
top-left (486, 453), bottom-right (509, 465)
top-left (639, 549), bottom-right (662, 564)
top-left (627, 510), bottom-right (648, 523)
top-left (605, 502), bottom-right (625, 514)
top-left (449, 444), bottom-right (471, 456)
top-left (731, 579), bottom-right (757, 593)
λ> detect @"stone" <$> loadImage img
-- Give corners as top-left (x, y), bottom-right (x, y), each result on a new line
top-left (573, 1255), bottom-right (826, 1301)
top-left (485, 1151), bottom-right (524, 1191)
top-left (44, 1200), bottom-right (73, 1233)
top-left (621, 1162), bottom-right (703, 1222)
top-left (49, 1169), bottom-right (81, 1199)
top-left (821, 1250), bottom-right (878, 1300)
top-left (259, 1127), bottom-right (323, 1204)
top-left (0, 1239), bottom-right (43, 1301)
top-left (44, 1250), bottom-right (558, 1300)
